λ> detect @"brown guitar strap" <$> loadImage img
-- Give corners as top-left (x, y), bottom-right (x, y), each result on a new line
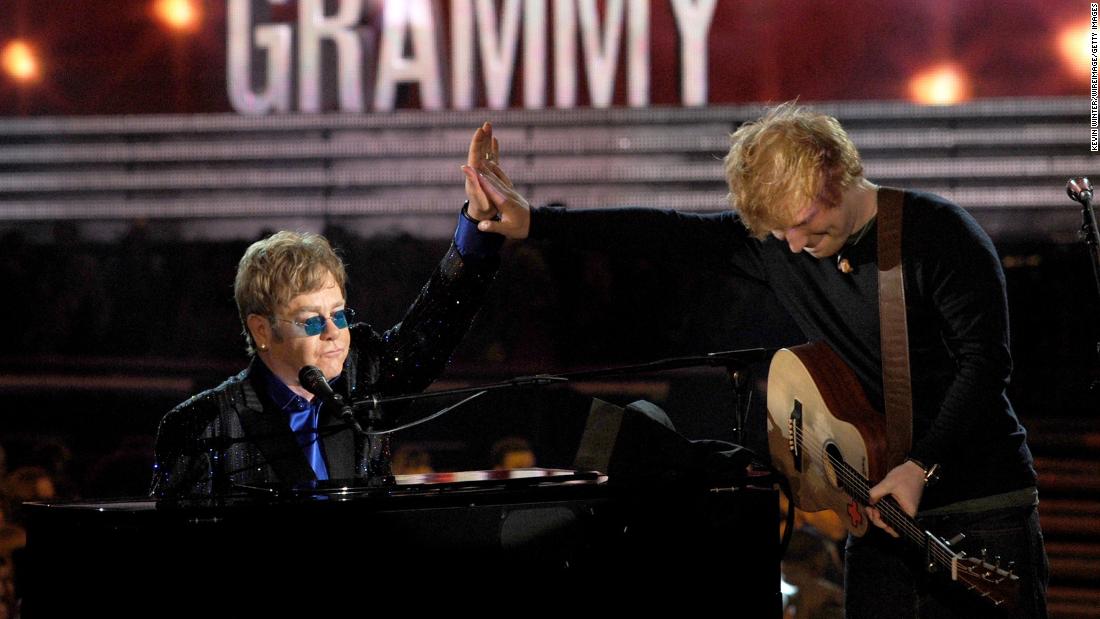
top-left (877, 187), bottom-right (913, 471)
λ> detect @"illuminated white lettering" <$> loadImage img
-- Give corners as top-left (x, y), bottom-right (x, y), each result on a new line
top-left (450, 0), bottom-right (475, 109)
top-left (578, 0), bottom-right (624, 108)
top-left (553, 0), bottom-right (577, 108)
top-left (451, 0), bottom-right (525, 110)
top-left (298, 0), bottom-right (363, 113)
top-left (627, 0), bottom-right (649, 107)
top-left (227, 0), bottom-right (292, 114)
top-left (224, 0), bottom-right (713, 113)
top-left (374, 0), bottom-right (444, 111)
top-left (476, 0), bottom-right (523, 109)
top-left (523, 0), bottom-right (547, 108)
top-left (671, 0), bottom-right (716, 106)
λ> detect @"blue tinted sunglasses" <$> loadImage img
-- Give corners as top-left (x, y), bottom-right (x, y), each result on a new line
top-left (271, 308), bottom-right (355, 337)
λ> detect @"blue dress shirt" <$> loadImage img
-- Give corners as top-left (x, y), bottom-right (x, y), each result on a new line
top-left (255, 359), bottom-right (330, 481)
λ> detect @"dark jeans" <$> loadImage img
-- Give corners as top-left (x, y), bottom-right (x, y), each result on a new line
top-left (844, 504), bottom-right (1048, 618)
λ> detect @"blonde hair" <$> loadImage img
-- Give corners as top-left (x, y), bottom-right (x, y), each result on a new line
top-left (724, 103), bottom-right (865, 239)
top-left (234, 231), bottom-right (347, 354)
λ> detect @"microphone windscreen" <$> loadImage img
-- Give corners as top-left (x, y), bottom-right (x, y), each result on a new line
top-left (298, 365), bottom-right (331, 396)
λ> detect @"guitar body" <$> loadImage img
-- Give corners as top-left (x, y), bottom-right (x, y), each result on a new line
top-left (767, 342), bottom-right (888, 537)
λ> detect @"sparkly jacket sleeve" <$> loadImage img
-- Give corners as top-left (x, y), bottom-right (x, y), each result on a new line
top-left (348, 241), bottom-right (499, 399)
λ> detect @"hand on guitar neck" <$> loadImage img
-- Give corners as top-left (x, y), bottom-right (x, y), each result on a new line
top-left (867, 459), bottom-right (926, 538)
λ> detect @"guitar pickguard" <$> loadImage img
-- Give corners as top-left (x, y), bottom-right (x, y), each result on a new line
top-left (846, 501), bottom-right (863, 527)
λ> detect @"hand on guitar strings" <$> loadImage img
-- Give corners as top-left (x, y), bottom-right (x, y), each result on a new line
top-left (866, 459), bottom-right (926, 538)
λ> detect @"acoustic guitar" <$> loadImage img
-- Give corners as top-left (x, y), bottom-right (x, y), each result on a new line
top-left (766, 341), bottom-right (1019, 610)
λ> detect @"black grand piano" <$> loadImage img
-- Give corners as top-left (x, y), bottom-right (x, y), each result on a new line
top-left (23, 467), bottom-right (779, 615)
top-left (23, 392), bottom-right (781, 614)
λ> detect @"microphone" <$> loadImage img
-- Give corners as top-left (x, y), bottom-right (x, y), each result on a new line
top-left (298, 365), bottom-right (364, 434)
top-left (1067, 177), bottom-right (1093, 205)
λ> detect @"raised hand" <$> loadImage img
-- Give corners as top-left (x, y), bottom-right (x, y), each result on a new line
top-left (463, 121), bottom-right (500, 222)
top-left (461, 122), bottom-right (531, 239)
top-left (474, 159), bottom-right (531, 239)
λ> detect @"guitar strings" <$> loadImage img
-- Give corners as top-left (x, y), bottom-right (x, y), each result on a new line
top-left (788, 423), bottom-right (1009, 595)
top-left (793, 425), bottom-right (954, 568)
top-left (793, 424), bottom-right (1015, 592)
top-left (792, 422), bottom-right (930, 543)
top-left (789, 423), bottom-right (958, 566)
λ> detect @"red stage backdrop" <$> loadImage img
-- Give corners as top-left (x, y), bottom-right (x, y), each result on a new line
top-left (0, 0), bottom-right (1091, 115)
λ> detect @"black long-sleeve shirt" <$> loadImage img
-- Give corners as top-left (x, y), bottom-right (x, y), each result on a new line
top-left (530, 190), bottom-right (1035, 508)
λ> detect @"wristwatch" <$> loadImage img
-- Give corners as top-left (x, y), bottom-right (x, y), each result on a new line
top-left (906, 457), bottom-right (942, 486)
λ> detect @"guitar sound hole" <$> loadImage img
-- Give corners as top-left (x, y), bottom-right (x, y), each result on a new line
top-left (823, 442), bottom-right (845, 489)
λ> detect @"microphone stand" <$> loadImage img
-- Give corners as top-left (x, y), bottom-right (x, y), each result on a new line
top-left (541, 348), bottom-right (770, 446)
top-left (1067, 177), bottom-right (1100, 298)
top-left (1067, 177), bottom-right (1100, 391)
top-left (347, 348), bottom-right (774, 442)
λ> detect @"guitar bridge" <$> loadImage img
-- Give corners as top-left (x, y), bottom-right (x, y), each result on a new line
top-left (788, 400), bottom-right (803, 472)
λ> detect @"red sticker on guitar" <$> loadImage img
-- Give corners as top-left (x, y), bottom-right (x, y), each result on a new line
top-left (847, 501), bottom-right (863, 526)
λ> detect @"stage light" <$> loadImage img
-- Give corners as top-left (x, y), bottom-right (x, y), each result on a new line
top-left (154, 0), bottom-right (201, 33)
top-left (1, 40), bottom-right (40, 83)
top-left (908, 63), bottom-right (970, 105)
top-left (1057, 21), bottom-right (1092, 81)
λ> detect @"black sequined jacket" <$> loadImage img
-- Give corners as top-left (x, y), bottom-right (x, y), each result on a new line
top-left (150, 243), bottom-right (497, 499)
